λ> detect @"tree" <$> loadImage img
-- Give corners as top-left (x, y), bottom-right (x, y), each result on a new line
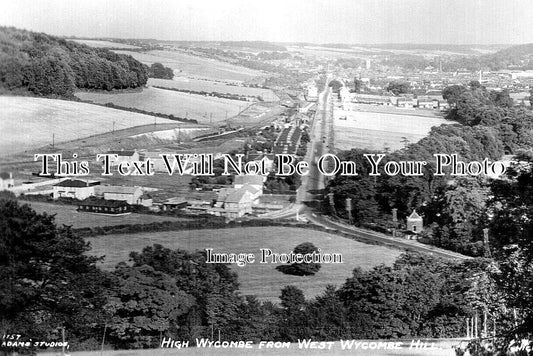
top-left (107, 264), bottom-right (194, 348)
top-left (488, 157), bottom-right (533, 336)
top-left (386, 81), bottom-right (411, 95)
top-left (278, 286), bottom-right (308, 340)
top-left (128, 244), bottom-right (241, 339)
top-left (147, 62), bottom-right (174, 79)
top-left (424, 177), bottom-right (489, 256)
top-left (280, 286), bottom-right (305, 314)
top-left (0, 198), bottom-right (111, 347)
top-left (442, 85), bottom-right (467, 106)
top-left (276, 242), bottom-right (322, 276)
top-left (328, 79), bottom-right (343, 93)
top-left (353, 78), bottom-right (363, 93)
top-left (491, 89), bottom-right (514, 108)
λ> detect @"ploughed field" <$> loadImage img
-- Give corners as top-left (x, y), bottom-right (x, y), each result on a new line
top-left (334, 109), bottom-right (449, 152)
top-left (76, 87), bottom-right (246, 125)
top-left (113, 50), bottom-right (262, 82)
top-left (0, 96), bottom-right (177, 155)
top-left (148, 78), bottom-right (280, 101)
top-left (85, 227), bottom-right (400, 302)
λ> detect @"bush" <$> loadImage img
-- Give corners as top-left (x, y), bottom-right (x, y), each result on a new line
top-left (276, 242), bottom-right (321, 276)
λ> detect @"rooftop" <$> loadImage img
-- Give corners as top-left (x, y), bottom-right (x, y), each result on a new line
top-left (106, 150), bottom-right (137, 157)
top-left (54, 179), bottom-right (100, 188)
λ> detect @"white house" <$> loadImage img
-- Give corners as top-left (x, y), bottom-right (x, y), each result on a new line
top-left (234, 175), bottom-right (265, 193)
top-left (53, 179), bottom-right (99, 200)
top-left (0, 172), bottom-right (14, 190)
top-left (213, 188), bottom-right (254, 219)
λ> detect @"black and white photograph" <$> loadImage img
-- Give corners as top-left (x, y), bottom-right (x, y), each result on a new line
top-left (0, 1), bottom-right (532, 355)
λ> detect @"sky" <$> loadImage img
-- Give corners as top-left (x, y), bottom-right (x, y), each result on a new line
top-left (0, 0), bottom-right (532, 45)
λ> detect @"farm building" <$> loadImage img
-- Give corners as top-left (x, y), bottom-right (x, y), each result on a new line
top-left (162, 197), bottom-right (188, 211)
top-left (77, 197), bottom-right (130, 215)
top-left (212, 188), bottom-right (255, 219)
top-left (96, 185), bottom-right (147, 205)
top-left (0, 172), bottom-right (14, 190)
top-left (53, 179), bottom-right (100, 200)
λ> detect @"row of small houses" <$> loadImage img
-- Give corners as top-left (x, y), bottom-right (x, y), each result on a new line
top-left (342, 92), bottom-right (451, 110)
top-left (272, 125), bottom-right (302, 155)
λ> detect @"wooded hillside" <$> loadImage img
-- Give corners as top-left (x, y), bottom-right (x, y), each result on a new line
top-left (0, 26), bottom-right (148, 97)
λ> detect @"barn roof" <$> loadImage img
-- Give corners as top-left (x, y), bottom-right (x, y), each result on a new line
top-left (54, 179), bottom-right (99, 188)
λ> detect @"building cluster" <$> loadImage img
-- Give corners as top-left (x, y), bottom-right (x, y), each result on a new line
top-left (52, 179), bottom-right (152, 215)
top-left (273, 126), bottom-right (303, 155)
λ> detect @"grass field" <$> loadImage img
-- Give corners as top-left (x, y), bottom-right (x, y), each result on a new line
top-left (334, 108), bottom-right (448, 152)
top-left (24, 201), bottom-right (192, 229)
top-left (0, 96), bottom-right (177, 155)
top-left (85, 227), bottom-right (400, 302)
top-left (114, 50), bottom-right (262, 83)
top-left (76, 87), bottom-right (246, 125)
top-left (148, 78), bottom-right (279, 101)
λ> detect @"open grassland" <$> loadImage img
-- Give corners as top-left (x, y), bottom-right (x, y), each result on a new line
top-left (76, 87), bottom-right (245, 125)
top-left (113, 50), bottom-right (262, 82)
top-left (334, 109), bottom-right (449, 152)
top-left (86, 227), bottom-right (401, 302)
top-left (68, 39), bottom-right (141, 49)
top-left (25, 201), bottom-right (192, 229)
top-left (0, 96), bottom-right (178, 155)
top-left (148, 78), bottom-right (279, 101)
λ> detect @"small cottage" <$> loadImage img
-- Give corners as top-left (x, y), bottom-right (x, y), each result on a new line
top-left (406, 210), bottom-right (424, 234)
top-left (0, 172), bottom-right (14, 190)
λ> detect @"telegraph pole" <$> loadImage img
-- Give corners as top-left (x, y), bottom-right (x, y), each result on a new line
top-left (327, 192), bottom-right (337, 217)
top-left (483, 228), bottom-right (491, 258)
top-left (346, 198), bottom-right (353, 225)
top-left (392, 208), bottom-right (398, 237)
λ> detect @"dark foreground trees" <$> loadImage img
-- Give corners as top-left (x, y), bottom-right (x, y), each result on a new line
top-left (0, 195), bottom-right (530, 353)
top-left (0, 198), bottom-right (113, 349)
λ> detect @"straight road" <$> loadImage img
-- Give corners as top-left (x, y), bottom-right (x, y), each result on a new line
top-left (260, 77), bottom-right (469, 260)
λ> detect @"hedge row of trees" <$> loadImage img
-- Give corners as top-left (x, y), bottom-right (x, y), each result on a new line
top-left (0, 26), bottom-right (148, 97)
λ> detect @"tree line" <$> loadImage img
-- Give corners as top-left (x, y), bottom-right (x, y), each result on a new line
top-left (0, 26), bottom-right (148, 97)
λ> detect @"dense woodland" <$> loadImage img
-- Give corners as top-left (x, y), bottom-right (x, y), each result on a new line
top-left (0, 27), bottom-right (148, 97)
